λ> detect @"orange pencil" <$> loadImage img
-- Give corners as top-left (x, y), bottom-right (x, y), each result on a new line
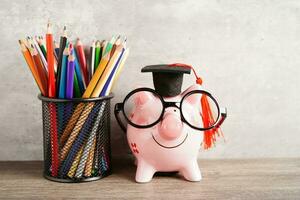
top-left (29, 44), bottom-right (48, 95)
top-left (19, 40), bottom-right (46, 96)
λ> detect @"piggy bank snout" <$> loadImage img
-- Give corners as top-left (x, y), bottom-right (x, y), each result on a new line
top-left (159, 111), bottom-right (183, 140)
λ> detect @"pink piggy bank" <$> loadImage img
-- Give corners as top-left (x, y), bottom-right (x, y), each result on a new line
top-left (115, 84), bottom-right (227, 183)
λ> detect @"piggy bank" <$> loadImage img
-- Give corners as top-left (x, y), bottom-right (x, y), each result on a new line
top-left (129, 84), bottom-right (203, 183)
top-left (114, 64), bottom-right (227, 183)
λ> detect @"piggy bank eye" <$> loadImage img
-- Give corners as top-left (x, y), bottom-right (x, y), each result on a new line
top-left (123, 90), bottom-right (164, 126)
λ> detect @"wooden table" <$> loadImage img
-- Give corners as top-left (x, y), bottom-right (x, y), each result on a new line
top-left (0, 157), bottom-right (299, 199)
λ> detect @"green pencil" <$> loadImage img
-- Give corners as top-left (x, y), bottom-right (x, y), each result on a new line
top-left (73, 72), bottom-right (81, 97)
top-left (102, 35), bottom-right (116, 56)
top-left (94, 40), bottom-right (101, 72)
top-left (38, 36), bottom-right (47, 59)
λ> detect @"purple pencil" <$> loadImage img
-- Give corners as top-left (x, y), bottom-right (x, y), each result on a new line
top-left (66, 49), bottom-right (75, 99)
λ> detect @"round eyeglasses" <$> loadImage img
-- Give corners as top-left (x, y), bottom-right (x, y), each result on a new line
top-left (114, 87), bottom-right (227, 131)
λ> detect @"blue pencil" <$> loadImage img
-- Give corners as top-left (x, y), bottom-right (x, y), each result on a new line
top-left (100, 48), bottom-right (125, 96)
top-left (73, 49), bottom-right (86, 93)
top-left (58, 45), bottom-right (69, 98)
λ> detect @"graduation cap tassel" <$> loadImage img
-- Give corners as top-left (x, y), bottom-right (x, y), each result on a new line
top-left (168, 63), bottom-right (222, 149)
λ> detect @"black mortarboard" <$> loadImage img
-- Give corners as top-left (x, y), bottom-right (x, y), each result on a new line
top-left (141, 64), bottom-right (191, 97)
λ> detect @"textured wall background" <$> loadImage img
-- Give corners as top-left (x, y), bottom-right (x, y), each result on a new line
top-left (0, 0), bottom-right (299, 160)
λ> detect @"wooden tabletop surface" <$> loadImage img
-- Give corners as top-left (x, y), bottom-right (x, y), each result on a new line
top-left (0, 157), bottom-right (299, 199)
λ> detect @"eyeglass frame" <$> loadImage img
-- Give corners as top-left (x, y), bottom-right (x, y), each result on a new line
top-left (114, 87), bottom-right (227, 132)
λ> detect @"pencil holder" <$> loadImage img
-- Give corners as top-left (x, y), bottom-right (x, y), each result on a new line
top-left (38, 94), bottom-right (113, 183)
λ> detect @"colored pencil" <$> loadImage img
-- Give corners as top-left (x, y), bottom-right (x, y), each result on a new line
top-left (92, 45), bottom-right (124, 97)
top-left (83, 51), bottom-right (111, 98)
top-left (66, 48), bottom-right (75, 99)
top-left (32, 37), bottom-right (48, 73)
top-left (89, 41), bottom-right (95, 81)
top-left (84, 138), bottom-right (96, 177)
top-left (67, 146), bottom-right (84, 178)
top-left (101, 40), bottom-right (108, 57)
top-left (37, 36), bottom-right (47, 59)
top-left (56, 26), bottom-right (67, 93)
top-left (54, 40), bottom-right (59, 61)
top-left (19, 40), bottom-right (46, 96)
top-left (19, 21), bottom-right (131, 179)
top-left (104, 48), bottom-right (130, 96)
top-left (30, 44), bottom-right (48, 95)
top-left (60, 102), bottom-right (94, 160)
top-left (73, 48), bottom-right (86, 92)
top-left (46, 22), bottom-right (59, 177)
top-left (74, 102), bottom-right (106, 178)
top-left (58, 52), bottom-right (111, 146)
top-left (76, 38), bottom-right (88, 86)
top-left (93, 40), bottom-right (100, 72)
top-left (99, 40), bottom-right (104, 61)
top-left (73, 72), bottom-right (81, 98)
top-left (100, 47), bottom-right (125, 96)
top-left (60, 47), bottom-right (124, 160)
top-left (110, 35), bottom-right (120, 57)
top-left (46, 22), bottom-right (56, 97)
top-left (58, 45), bottom-right (69, 99)
top-left (102, 36), bottom-right (116, 56)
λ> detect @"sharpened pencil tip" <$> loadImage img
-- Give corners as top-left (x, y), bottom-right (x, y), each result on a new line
top-left (47, 21), bottom-right (52, 33)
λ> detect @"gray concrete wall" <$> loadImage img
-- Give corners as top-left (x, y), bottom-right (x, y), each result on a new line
top-left (0, 0), bottom-right (299, 160)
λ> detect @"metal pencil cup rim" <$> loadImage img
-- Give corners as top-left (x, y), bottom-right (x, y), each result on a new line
top-left (38, 94), bottom-right (114, 183)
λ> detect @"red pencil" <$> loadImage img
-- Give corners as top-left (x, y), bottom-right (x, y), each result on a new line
top-left (46, 22), bottom-right (56, 97)
top-left (76, 38), bottom-right (88, 86)
top-left (46, 22), bottom-right (59, 177)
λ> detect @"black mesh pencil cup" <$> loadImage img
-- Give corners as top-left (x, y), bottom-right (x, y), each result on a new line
top-left (38, 94), bottom-right (113, 183)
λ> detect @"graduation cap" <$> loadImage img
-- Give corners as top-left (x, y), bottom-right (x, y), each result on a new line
top-left (141, 64), bottom-right (191, 97)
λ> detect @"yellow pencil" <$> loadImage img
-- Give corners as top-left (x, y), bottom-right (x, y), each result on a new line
top-left (84, 138), bottom-right (96, 177)
top-left (83, 52), bottom-right (111, 98)
top-left (107, 48), bottom-right (130, 95)
top-left (67, 146), bottom-right (84, 178)
top-left (91, 45), bottom-right (123, 97)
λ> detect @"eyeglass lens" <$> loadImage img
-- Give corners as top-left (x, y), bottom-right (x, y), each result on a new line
top-left (123, 90), bottom-right (164, 126)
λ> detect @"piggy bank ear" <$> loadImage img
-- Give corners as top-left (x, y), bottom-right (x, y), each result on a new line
top-left (181, 84), bottom-right (202, 105)
top-left (133, 91), bottom-right (154, 106)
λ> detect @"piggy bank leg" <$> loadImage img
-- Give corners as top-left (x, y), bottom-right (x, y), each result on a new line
top-left (135, 160), bottom-right (156, 183)
top-left (180, 161), bottom-right (202, 182)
